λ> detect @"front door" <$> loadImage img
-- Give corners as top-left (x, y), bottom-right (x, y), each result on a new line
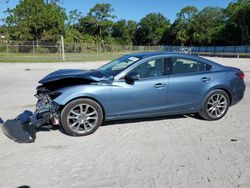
top-left (110, 57), bottom-right (169, 118)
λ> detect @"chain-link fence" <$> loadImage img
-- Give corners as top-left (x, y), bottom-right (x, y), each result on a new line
top-left (0, 40), bottom-right (167, 62)
top-left (0, 40), bottom-right (62, 62)
top-left (0, 40), bottom-right (249, 62)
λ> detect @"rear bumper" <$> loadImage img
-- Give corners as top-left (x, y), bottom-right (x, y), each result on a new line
top-left (231, 83), bottom-right (246, 106)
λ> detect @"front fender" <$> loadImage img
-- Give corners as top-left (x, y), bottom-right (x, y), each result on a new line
top-left (53, 84), bottom-right (112, 114)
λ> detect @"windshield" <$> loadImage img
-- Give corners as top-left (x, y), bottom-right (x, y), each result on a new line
top-left (98, 55), bottom-right (141, 77)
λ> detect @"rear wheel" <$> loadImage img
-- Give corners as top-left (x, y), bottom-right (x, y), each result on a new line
top-left (199, 90), bottom-right (229, 121)
top-left (61, 98), bottom-right (103, 136)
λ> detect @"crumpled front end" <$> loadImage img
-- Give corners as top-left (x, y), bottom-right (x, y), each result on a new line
top-left (34, 85), bottom-right (61, 126)
top-left (0, 86), bottom-right (61, 143)
top-left (0, 68), bottom-right (108, 143)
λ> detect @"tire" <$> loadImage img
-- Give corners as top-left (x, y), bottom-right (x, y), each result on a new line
top-left (199, 89), bottom-right (230, 121)
top-left (61, 98), bottom-right (103, 136)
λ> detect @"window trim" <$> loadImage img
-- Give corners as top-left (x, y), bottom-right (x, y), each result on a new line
top-left (169, 57), bottom-right (213, 76)
top-left (114, 55), bottom-right (171, 81)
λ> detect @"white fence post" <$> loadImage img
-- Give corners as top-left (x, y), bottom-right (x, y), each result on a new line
top-left (32, 40), bottom-right (35, 54)
top-left (61, 35), bottom-right (65, 61)
top-left (6, 40), bottom-right (9, 59)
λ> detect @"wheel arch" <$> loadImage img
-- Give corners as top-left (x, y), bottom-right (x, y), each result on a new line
top-left (215, 88), bottom-right (232, 106)
top-left (201, 86), bottom-right (232, 112)
top-left (199, 87), bottom-right (231, 120)
top-left (60, 96), bottom-right (106, 121)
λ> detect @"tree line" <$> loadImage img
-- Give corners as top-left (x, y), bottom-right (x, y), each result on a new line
top-left (0, 0), bottom-right (249, 46)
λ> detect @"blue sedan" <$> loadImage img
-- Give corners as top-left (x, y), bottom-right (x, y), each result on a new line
top-left (35, 52), bottom-right (245, 136)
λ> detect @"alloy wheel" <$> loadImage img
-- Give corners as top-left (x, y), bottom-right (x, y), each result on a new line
top-left (206, 93), bottom-right (228, 119)
top-left (67, 104), bottom-right (98, 134)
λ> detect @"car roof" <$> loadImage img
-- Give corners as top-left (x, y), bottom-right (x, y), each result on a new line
top-left (127, 51), bottom-right (206, 59)
top-left (127, 51), bottom-right (176, 58)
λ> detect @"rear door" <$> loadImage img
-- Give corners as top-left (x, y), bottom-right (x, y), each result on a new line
top-left (167, 57), bottom-right (213, 113)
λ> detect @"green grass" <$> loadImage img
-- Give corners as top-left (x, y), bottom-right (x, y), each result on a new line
top-left (0, 52), bottom-right (129, 63)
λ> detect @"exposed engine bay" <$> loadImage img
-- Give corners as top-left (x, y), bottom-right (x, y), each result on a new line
top-left (35, 86), bottom-right (61, 126)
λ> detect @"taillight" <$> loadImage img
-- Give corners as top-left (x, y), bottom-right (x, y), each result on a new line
top-left (236, 72), bottom-right (245, 79)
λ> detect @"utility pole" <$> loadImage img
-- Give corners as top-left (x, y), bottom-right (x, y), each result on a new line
top-left (61, 35), bottom-right (65, 61)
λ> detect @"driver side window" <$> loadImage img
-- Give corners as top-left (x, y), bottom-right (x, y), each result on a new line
top-left (131, 58), bottom-right (166, 79)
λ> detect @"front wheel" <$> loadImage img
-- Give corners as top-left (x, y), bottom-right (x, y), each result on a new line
top-left (199, 90), bottom-right (230, 121)
top-left (61, 98), bottom-right (103, 136)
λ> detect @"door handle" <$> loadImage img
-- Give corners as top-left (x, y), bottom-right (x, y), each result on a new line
top-left (154, 83), bottom-right (166, 88)
top-left (200, 77), bottom-right (211, 82)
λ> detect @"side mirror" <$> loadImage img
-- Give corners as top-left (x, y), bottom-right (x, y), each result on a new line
top-left (125, 72), bottom-right (140, 81)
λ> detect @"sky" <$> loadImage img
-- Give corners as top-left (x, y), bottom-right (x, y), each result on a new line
top-left (0, 0), bottom-right (234, 24)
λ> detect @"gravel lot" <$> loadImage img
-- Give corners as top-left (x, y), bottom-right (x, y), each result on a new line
top-left (0, 57), bottom-right (249, 188)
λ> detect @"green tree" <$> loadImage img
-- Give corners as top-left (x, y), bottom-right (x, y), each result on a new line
top-left (112, 19), bottom-right (137, 44)
top-left (172, 6), bottom-right (198, 45)
top-left (68, 10), bottom-right (82, 26)
top-left (135, 13), bottom-right (170, 45)
top-left (79, 3), bottom-right (116, 37)
top-left (224, 0), bottom-right (250, 45)
top-left (192, 7), bottom-right (226, 45)
top-left (64, 28), bottom-right (82, 43)
top-left (127, 20), bottom-right (137, 44)
top-left (5, 0), bottom-right (67, 41)
top-left (41, 3), bottom-right (67, 41)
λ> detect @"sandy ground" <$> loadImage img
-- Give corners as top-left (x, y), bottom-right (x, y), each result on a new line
top-left (0, 57), bottom-right (249, 188)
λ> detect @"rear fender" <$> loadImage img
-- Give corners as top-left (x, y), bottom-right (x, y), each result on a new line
top-left (202, 86), bottom-right (232, 109)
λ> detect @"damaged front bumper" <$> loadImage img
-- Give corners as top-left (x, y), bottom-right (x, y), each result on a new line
top-left (0, 111), bottom-right (36, 143)
top-left (0, 90), bottom-right (61, 143)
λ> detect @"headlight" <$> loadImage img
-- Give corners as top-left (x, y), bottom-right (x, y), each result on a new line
top-left (36, 85), bottom-right (61, 100)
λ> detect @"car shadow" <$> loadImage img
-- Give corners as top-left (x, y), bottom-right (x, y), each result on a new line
top-left (37, 113), bottom-right (204, 135)
top-left (102, 113), bottom-right (204, 126)
top-left (37, 124), bottom-right (59, 132)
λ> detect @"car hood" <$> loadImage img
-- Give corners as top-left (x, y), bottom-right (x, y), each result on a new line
top-left (39, 69), bottom-right (112, 84)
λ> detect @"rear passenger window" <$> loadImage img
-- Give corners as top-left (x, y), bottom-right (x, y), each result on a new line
top-left (172, 58), bottom-right (211, 74)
